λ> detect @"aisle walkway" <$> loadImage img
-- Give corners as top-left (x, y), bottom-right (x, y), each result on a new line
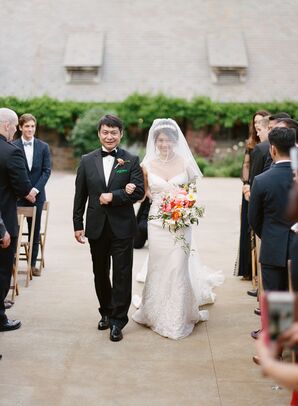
top-left (0, 173), bottom-right (290, 406)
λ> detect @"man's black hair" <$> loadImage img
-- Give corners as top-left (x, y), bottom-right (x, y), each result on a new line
top-left (98, 114), bottom-right (123, 132)
top-left (268, 127), bottom-right (296, 155)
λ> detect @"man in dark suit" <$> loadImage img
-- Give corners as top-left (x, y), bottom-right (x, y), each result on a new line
top-left (263, 113), bottom-right (291, 171)
top-left (73, 114), bottom-right (144, 342)
top-left (13, 114), bottom-right (51, 277)
top-left (249, 127), bottom-right (296, 292)
top-left (0, 108), bottom-right (34, 331)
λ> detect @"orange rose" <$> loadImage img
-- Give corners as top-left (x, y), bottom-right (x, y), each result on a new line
top-left (172, 210), bottom-right (181, 220)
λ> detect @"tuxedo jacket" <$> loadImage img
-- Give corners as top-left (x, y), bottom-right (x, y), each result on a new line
top-left (73, 147), bottom-right (145, 239)
top-left (13, 137), bottom-right (51, 204)
top-left (248, 162), bottom-right (294, 267)
top-left (249, 141), bottom-right (270, 186)
top-left (0, 134), bottom-right (32, 237)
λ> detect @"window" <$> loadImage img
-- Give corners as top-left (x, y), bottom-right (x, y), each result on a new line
top-left (63, 32), bottom-right (104, 84)
top-left (207, 31), bottom-right (248, 84)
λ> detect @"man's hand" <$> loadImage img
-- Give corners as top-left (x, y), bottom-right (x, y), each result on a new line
top-left (99, 193), bottom-right (113, 205)
top-left (25, 189), bottom-right (36, 203)
top-left (125, 183), bottom-right (136, 195)
top-left (75, 230), bottom-right (86, 244)
top-left (0, 231), bottom-right (11, 249)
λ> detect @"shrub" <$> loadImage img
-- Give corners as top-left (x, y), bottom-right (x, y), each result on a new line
top-left (70, 107), bottom-right (113, 157)
top-left (195, 156), bottom-right (210, 175)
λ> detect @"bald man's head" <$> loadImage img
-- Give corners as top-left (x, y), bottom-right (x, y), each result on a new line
top-left (0, 108), bottom-right (18, 141)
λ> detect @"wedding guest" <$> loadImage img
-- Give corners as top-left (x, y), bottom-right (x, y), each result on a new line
top-left (256, 329), bottom-right (298, 404)
top-left (0, 108), bottom-right (34, 332)
top-left (263, 112), bottom-right (292, 171)
top-left (249, 127), bottom-right (295, 291)
top-left (286, 173), bottom-right (298, 291)
top-left (249, 127), bottom-right (296, 340)
top-left (275, 118), bottom-right (298, 144)
top-left (235, 110), bottom-right (269, 281)
top-left (249, 116), bottom-right (270, 186)
top-left (13, 114), bottom-right (51, 277)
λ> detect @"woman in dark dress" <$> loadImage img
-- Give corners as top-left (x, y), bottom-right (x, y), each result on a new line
top-left (235, 110), bottom-right (269, 279)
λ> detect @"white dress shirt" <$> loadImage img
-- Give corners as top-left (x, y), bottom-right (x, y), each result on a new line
top-left (102, 147), bottom-right (117, 186)
top-left (22, 136), bottom-right (34, 171)
top-left (21, 136), bottom-right (39, 194)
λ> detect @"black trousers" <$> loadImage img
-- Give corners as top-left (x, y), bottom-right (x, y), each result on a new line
top-left (18, 200), bottom-right (43, 267)
top-left (88, 220), bottom-right (133, 329)
top-left (0, 237), bottom-right (17, 323)
top-left (290, 234), bottom-right (298, 292)
top-left (261, 263), bottom-right (289, 292)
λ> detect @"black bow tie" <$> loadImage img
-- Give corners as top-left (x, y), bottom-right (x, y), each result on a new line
top-left (101, 149), bottom-right (116, 157)
top-left (23, 141), bottom-right (32, 147)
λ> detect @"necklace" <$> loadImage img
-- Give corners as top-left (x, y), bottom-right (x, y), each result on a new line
top-left (158, 153), bottom-right (176, 163)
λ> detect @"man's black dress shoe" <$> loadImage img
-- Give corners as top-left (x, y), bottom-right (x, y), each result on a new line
top-left (110, 325), bottom-right (123, 342)
top-left (98, 315), bottom-right (109, 330)
top-left (247, 289), bottom-right (258, 297)
top-left (254, 307), bottom-right (261, 316)
top-left (251, 329), bottom-right (262, 340)
top-left (0, 319), bottom-right (21, 332)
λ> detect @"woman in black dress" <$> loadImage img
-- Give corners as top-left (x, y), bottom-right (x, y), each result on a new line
top-left (235, 110), bottom-right (269, 279)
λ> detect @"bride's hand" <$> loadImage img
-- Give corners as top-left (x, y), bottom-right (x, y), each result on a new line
top-left (125, 183), bottom-right (136, 194)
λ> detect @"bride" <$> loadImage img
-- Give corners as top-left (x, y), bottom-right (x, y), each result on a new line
top-left (129, 119), bottom-right (223, 340)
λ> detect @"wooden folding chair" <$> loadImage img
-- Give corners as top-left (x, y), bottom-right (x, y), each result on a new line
top-left (10, 213), bottom-right (25, 300)
top-left (251, 231), bottom-right (258, 289)
top-left (17, 206), bottom-right (37, 287)
top-left (255, 236), bottom-right (263, 295)
top-left (36, 201), bottom-right (50, 272)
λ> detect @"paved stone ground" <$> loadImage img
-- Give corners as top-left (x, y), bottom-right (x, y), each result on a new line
top-left (0, 172), bottom-right (290, 405)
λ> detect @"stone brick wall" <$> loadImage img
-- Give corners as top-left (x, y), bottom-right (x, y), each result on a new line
top-left (1, 0), bottom-right (298, 103)
top-left (50, 146), bottom-right (77, 171)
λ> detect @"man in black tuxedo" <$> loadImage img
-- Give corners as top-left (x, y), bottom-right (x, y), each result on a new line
top-left (0, 108), bottom-right (34, 331)
top-left (73, 114), bottom-right (144, 342)
top-left (13, 114), bottom-right (51, 277)
top-left (249, 127), bottom-right (296, 292)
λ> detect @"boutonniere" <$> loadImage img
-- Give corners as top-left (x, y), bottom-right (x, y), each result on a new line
top-left (114, 158), bottom-right (130, 169)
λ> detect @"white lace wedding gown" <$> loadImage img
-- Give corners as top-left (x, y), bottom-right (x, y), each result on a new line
top-left (132, 169), bottom-right (224, 340)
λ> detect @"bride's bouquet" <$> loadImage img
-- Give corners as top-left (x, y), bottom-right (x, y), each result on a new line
top-left (149, 181), bottom-right (205, 253)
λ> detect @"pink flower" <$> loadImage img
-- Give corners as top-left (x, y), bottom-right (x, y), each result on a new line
top-left (165, 204), bottom-right (172, 213)
top-left (114, 158), bottom-right (130, 169)
top-left (117, 158), bottom-right (125, 166)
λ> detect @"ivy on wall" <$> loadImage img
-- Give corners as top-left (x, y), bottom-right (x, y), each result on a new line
top-left (1, 93), bottom-right (298, 142)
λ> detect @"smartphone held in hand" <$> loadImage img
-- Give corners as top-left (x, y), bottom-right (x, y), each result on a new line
top-left (261, 292), bottom-right (296, 343)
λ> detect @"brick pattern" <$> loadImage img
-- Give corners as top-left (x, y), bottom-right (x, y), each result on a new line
top-left (0, 0), bottom-right (297, 102)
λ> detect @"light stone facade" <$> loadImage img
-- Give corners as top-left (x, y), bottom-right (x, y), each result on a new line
top-left (1, 0), bottom-right (298, 102)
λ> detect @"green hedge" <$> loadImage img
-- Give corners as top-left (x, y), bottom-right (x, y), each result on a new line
top-left (196, 153), bottom-right (243, 178)
top-left (1, 93), bottom-right (298, 141)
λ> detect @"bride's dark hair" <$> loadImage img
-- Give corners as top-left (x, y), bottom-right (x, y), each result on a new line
top-left (153, 119), bottom-right (179, 143)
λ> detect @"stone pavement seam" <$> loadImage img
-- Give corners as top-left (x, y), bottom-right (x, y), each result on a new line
top-left (205, 321), bottom-right (223, 406)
